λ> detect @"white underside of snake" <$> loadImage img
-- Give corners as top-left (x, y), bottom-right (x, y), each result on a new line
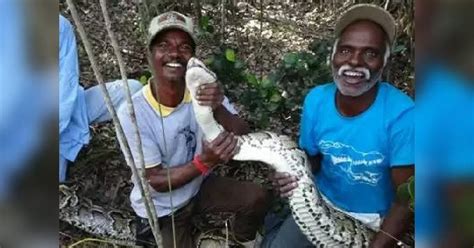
top-left (186, 57), bottom-right (375, 247)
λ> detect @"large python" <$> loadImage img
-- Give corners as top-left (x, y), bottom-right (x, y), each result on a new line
top-left (186, 57), bottom-right (375, 247)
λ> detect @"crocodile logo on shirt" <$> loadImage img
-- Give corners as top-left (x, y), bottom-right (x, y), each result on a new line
top-left (319, 140), bottom-right (385, 186)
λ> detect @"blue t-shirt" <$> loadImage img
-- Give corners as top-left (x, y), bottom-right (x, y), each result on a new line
top-left (299, 82), bottom-right (414, 215)
top-left (415, 64), bottom-right (474, 244)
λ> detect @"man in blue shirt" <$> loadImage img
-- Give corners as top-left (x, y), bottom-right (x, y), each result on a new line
top-left (262, 4), bottom-right (414, 247)
top-left (59, 15), bottom-right (143, 182)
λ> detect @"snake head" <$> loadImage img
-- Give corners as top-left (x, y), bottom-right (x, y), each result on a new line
top-left (186, 57), bottom-right (217, 96)
top-left (186, 57), bottom-right (217, 80)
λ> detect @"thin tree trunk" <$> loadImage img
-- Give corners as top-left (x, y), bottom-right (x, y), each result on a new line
top-left (193, 0), bottom-right (202, 22)
top-left (259, 0), bottom-right (264, 79)
top-left (98, 0), bottom-right (164, 247)
top-left (221, 0), bottom-right (226, 44)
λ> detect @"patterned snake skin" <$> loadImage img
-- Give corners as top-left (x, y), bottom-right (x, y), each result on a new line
top-left (59, 184), bottom-right (137, 246)
top-left (186, 57), bottom-right (375, 247)
top-left (60, 184), bottom-right (238, 247)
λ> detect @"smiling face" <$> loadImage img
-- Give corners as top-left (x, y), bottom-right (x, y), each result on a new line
top-left (332, 20), bottom-right (388, 97)
top-left (150, 29), bottom-right (194, 83)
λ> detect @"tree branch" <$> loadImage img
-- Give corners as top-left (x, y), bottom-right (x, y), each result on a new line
top-left (98, 0), bottom-right (163, 247)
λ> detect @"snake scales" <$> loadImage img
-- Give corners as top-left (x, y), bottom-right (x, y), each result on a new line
top-left (59, 57), bottom-right (376, 247)
top-left (186, 57), bottom-right (375, 247)
top-left (59, 184), bottom-right (138, 246)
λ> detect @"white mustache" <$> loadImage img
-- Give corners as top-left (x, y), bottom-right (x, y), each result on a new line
top-left (337, 65), bottom-right (370, 80)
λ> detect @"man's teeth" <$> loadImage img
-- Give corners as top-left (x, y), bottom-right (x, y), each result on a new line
top-left (166, 63), bottom-right (182, 68)
top-left (343, 70), bottom-right (364, 77)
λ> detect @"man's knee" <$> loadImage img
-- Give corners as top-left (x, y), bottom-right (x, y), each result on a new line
top-left (262, 215), bottom-right (313, 248)
top-left (242, 184), bottom-right (271, 214)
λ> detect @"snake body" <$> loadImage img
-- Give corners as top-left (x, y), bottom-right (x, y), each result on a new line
top-left (59, 184), bottom-right (137, 246)
top-left (186, 57), bottom-right (375, 247)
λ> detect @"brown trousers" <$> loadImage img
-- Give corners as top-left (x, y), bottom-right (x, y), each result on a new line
top-left (136, 175), bottom-right (271, 248)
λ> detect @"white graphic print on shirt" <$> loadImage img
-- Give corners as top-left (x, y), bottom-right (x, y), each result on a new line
top-left (319, 140), bottom-right (385, 186)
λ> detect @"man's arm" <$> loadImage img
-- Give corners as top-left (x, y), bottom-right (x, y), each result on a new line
top-left (214, 105), bottom-right (250, 135)
top-left (59, 15), bottom-right (80, 134)
top-left (146, 161), bottom-right (200, 192)
top-left (195, 83), bottom-right (250, 135)
top-left (370, 166), bottom-right (414, 248)
top-left (146, 131), bottom-right (238, 192)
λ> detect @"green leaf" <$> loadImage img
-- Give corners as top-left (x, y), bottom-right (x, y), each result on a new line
top-left (397, 182), bottom-right (410, 202)
top-left (408, 176), bottom-right (414, 199)
top-left (246, 73), bottom-right (258, 86)
top-left (393, 44), bottom-right (406, 53)
top-left (139, 75), bottom-right (148, 85)
top-left (204, 58), bottom-right (213, 66)
top-left (270, 92), bottom-right (282, 102)
top-left (283, 53), bottom-right (298, 68)
top-left (199, 16), bottom-right (210, 30)
top-left (260, 77), bottom-right (272, 88)
top-left (225, 49), bottom-right (236, 62)
top-left (268, 102), bottom-right (280, 112)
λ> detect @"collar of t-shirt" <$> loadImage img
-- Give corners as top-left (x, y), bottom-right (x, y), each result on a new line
top-left (143, 80), bottom-right (192, 117)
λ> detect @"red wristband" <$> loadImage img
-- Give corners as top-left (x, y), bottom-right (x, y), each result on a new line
top-left (193, 155), bottom-right (209, 175)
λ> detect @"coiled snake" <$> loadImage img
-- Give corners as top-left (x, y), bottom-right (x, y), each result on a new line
top-left (186, 57), bottom-right (375, 247)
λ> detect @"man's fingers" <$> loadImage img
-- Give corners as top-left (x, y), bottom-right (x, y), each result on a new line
top-left (269, 172), bottom-right (298, 198)
top-left (196, 96), bottom-right (223, 106)
top-left (203, 140), bottom-right (213, 151)
top-left (198, 83), bottom-right (220, 91)
top-left (277, 176), bottom-right (298, 186)
top-left (220, 134), bottom-right (238, 161)
top-left (273, 172), bottom-right (290, 180)
top-left (196, 83), bottom-right (223, 104)
top-left (215, 133), bottom-right (234, 159)
top-left (230, 139), bottom-right (241, 157)
top-left (209, 131), bottom-right (228, 148)
top-left (197, 84), bottom-right (220, 96)
top-left (279, 182), bottom-right (298, 194)
top-left (274, 173), bottom-right (297, 185)
top-left (196, 95), bottom-right (218, 102)
top-left (197, 88), bottom-right (220, 96)
top-left (281, 191), bottom-right (293, 198)
top-left (197, 100), bottom-right (213, 106)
